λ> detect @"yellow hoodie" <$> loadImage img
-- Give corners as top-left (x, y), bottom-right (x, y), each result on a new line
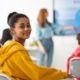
top-left (0, 41), bottom-right (68, 80)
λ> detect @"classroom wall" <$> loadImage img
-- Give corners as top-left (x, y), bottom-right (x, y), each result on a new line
top-left (52, 36), bottom-right (77, 71)
top-left (0, 0), bottom-right (53, 37)
top-left (26, 36), bottom-right (77, 71)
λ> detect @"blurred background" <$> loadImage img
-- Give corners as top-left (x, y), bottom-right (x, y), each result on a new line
top-left (0, 0), bottom-right (79, 72)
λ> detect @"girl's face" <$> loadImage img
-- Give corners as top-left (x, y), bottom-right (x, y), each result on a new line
top-left (38, 12), bottom-right (47, 24)
top-left (44, 11), bottom-right (48, 18)
top-left (11, 17), bottom-right (32, 40)
top-left (40, 11), bottom-right (48, 21)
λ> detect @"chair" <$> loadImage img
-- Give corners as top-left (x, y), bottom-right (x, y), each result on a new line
top-left (69, 57), bottom-right (80, 79)
top-left (0, 73), bottom-right (11, 80)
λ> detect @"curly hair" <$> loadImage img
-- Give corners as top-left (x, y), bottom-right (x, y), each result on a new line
top-left (77, 33), bottom-right (80, 45)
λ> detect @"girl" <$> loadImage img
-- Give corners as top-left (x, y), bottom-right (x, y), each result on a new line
top-left (0, 12), bottom-right (71, 80)
top-left (34, 8), bottom-right (54, 67)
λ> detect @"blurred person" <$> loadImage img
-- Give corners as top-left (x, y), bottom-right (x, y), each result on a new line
top-left (34, 8), bottom-right (54, 67)
top-left (0, 11), bottom-right (72, 80)
top-left (67, 33), bottom-right (80, 80)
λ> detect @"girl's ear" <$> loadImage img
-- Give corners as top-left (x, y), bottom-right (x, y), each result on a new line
top-left (10, 27), bottom-right (15, 35)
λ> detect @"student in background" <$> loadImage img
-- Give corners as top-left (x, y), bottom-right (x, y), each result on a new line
top-left (0, 28), bottom-right (12, 46)
top-left (67, 33), bottom-right (80, 80)
top-left (0, 11), bottom-right (71, 80)
top-left (34, 8), bottom-right (54, 67)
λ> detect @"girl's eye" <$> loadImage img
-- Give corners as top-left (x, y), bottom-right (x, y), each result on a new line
top-left (19, 23), bottom-right (31, 28)
top-left (20, 25), bottom-right (25, 29)
top-left (27, 24), bottom-right (31, 28)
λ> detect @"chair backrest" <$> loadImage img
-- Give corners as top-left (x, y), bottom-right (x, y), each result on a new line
top-left (69, 57), bottom-right (80, 78)
top-left (0, 73), bottom-right (11, 80)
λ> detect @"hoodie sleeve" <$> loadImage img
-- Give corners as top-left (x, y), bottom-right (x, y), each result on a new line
top-left (37, 66), bottom-right (68, 80)
top-left (8, 50), bottom-right (68, 80)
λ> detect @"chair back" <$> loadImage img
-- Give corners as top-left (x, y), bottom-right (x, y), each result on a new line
top-left (69, 57), bottom-right (80, 78)
top-left (0, 73), bottom-right (11, 80)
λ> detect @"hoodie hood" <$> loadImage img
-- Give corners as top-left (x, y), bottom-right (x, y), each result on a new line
top-left (0, 41), bottom-right (26, 66)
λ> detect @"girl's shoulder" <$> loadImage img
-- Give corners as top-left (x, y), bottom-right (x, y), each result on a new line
top-left (3, 40), bottom-right (22, 49)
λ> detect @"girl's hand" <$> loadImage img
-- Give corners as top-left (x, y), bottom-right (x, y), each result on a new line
top-left (40, 47), bottom-right (46, 54)
top-left (68, 74), bottom-right (74, 78)
top-left (37, 41), bottom-right (46, 54)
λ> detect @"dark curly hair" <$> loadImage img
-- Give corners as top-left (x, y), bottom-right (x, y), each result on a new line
top-left (7, 12), bottom-right (29, 27)
top-left (77, 33), bottom-right (80, 45)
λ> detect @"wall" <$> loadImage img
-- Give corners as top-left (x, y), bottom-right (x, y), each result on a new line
top-left (26, 36), bottom-right (77, 71)
top-left (0, 0), bottom-right (53, 37)
top-left (52, 36), bottom-right (77, 71)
